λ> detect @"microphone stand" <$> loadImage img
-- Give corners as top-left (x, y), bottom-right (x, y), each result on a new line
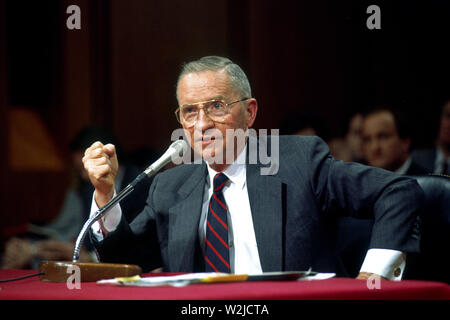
top-left (38, 174), bottom-right (147, 283)
top-left (72, 173), bottom-right (147, 262)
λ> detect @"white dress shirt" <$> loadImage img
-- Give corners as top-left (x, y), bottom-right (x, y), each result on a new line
top-left (200, 145), bottom-right (263, 274)
top-left (90, 144), bottom-right (405, 279)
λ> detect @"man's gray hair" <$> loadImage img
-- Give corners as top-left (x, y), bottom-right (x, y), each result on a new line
top-left (176, 56), bottom-right (252, 101)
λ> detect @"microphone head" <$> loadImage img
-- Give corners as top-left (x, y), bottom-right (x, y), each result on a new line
top-left (170, 139), bottom-right (188, 158)
top-left (144, 140), bottom-right (189, 177)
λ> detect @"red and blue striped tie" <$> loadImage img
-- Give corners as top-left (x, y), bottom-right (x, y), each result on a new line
top-left (205, 173), bottom-right (230, 273)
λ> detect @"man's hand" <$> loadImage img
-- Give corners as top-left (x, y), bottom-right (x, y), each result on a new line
top-left (1, 237), bottom-right (35, 269)
top-left (37, 240), bottom-right (94, 262)
top-left (356, 272), bottom-right (387, 280)
top-left (82, 141), bottom-right (119, 208)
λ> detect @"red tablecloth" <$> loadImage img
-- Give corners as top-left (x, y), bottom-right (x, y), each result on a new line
top-left (0, 269), bottom-right (449, 300)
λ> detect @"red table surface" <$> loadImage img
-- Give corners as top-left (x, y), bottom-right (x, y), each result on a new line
top-left (0, 269), bottom-right (449, 300)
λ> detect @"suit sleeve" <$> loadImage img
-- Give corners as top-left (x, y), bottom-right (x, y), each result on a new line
top-left (304, 136), bottom-right (422, 253)
top-left (90, 174), bottom-right (163, 272)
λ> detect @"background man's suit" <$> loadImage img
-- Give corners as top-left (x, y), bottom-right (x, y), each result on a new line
top-left (412, 148), bottom-right (437, 173)
top-left (92, 135), bottom-right (423, 276)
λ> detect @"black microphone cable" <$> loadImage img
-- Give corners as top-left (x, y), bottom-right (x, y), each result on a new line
top-left (0, 271), bottom-right (44, 282)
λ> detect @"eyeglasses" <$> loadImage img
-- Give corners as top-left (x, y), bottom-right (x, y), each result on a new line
top-left (174, 97), bottom-right (250, 127)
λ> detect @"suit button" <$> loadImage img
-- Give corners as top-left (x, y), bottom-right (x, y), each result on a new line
top-left (394, 267), bottom-right (401, 277)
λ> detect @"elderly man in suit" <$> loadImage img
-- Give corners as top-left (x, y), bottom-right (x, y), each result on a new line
top-left (82, 56), bottom-right (422, 280)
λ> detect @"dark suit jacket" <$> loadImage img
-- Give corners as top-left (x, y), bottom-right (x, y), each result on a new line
top-left (336, 160), bottom-right (428, 277)
top-left (405, 160), bottom-right (430, 176)
top-left (412, 148), bottom-right (437, 173)
top-left (93, 136), bottom-right (423, 276)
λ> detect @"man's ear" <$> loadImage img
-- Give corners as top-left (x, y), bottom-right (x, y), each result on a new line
top-left (245, 98), bottom-right (258, 128)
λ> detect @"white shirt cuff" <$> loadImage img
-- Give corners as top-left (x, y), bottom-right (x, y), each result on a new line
top-left (359, 248), bottom-right (406, 280)
top-left (90, 191), bottom-right (122, 241)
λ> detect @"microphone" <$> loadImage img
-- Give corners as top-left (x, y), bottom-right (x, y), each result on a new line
top-left (71, 139), bottom-right (188, 263)
top-left (144, 139), bottom-right (188, 177)
top-left (122, 139), bottom-right (188, 190)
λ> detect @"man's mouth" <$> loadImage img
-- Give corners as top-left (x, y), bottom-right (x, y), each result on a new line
top-left (197, 136), bottom-right (216, 144)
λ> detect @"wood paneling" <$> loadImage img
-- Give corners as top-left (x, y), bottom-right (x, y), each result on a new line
top-left (108, 0), bottom-right (230, 153)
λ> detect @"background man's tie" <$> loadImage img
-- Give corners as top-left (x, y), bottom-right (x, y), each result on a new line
top-left (205, 173), bottom-right (230, 273)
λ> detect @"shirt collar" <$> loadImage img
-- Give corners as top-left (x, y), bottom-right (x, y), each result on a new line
top-left (436, 147), bottom-right (447, 164)
top-left (206, 143), bottom-right (247, 190)
top-left (394, 157), bottom-right (412, 175)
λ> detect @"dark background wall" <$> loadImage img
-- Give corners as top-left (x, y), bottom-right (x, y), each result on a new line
top-left (1, 0), bottom-right (449, 232)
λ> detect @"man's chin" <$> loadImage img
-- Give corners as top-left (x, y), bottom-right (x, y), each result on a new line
top-left (202, 150), bottom-right (224, 164)
top-left (194, 141), bottom-right (216, 158)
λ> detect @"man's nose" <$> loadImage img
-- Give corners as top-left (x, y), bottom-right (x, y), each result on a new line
top-left (195, 109), bottom-right (214, 132)
top-left (369, 139), bottom-right (382, 153)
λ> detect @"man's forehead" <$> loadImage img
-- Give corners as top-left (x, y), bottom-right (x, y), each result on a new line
top-left (178, 70), bottom-right (231, 103)
top-left (363, 112), bottom-right (397, 133)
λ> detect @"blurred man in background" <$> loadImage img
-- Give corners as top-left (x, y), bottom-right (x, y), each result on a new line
top-left (361, 107), bottom-right (428, 175)
top-left (412, 99), bottom-right (450, 175)
top-left (1, 126), bottom-right (152, 269)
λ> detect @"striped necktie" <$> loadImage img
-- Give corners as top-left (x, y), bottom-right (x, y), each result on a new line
top-left (204, 173), bottom-right (230, 273)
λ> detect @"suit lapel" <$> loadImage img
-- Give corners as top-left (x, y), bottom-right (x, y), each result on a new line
top-left (246, 162), bottom-right (283, 272)
top-left (168, 164), bottom-right (207, 272)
